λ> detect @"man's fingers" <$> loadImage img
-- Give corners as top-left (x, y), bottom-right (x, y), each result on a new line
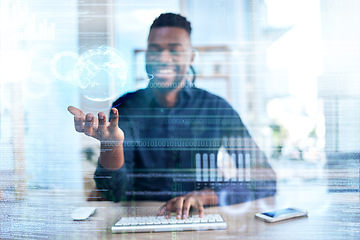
top-left (109, 108), bottom-right (119, 129)
top-left (68, 106), bottom-right (85, 132)
top-left (165, 201), bottom-right (173, 219)
top-left (74, 115), bottom-right (85, 132)
top-left (182, 197), bottom-right (195, 219)
top-left (159, 196), bottom-right (205, 220)
top-left (197, 201), bottom-right (205, 218)
top-left (98, 112), bottom-right (107, 133)
top-left (67, 106), bottom-right (84, 117)
top-left (175, 197), bottom-right (184, 219)
top-left (84, 113), bottom-right (96, 136)
top-left (157, 205), bottom-right (167, 216)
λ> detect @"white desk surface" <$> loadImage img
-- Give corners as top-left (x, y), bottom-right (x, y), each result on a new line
top-left (1, 184), bottom-right (359, 240)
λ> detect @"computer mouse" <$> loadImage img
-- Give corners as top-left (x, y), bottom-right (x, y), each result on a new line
top-left (71, 207), bottom-right (97, 221)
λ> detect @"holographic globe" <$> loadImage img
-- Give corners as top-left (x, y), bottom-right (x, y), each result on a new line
top-left (74, 45), bottom-right (127, 101)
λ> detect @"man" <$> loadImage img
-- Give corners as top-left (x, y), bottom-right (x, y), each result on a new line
top-left (68, 13), bottom-right (276, 220)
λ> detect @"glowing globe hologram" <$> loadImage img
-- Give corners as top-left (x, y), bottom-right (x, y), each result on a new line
top-left (74, 45), bottom-right (127, 102)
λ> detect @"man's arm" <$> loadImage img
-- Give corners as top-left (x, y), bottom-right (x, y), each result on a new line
top-left (68, 106), bottom-right (128, 201)
top-left (68, 106), bottom-right (124, 170)
top-left (156, 101), bottom-right (276, 218)
top-left (156, 137), bottom-right (276, 218)
top-left (92, 107), bottom-right (137, 202)
top-left (93, 162), bottom-right (129, 202)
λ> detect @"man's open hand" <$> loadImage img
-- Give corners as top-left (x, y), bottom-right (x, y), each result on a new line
top-left (68, 106), bottom-right (124, 143)
top-left (68, 106), bottom-right (125, 170)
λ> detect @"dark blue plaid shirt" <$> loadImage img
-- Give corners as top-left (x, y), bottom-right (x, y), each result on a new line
top-left (94, 82), bottom-right (276, 205)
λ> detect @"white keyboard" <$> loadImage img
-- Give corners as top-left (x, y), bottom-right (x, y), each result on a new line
top-left (111, 214), bottom-right (227, 233)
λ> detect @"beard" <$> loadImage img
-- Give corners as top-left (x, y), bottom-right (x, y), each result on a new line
top-left (146, 64), bottom-right (186, 91)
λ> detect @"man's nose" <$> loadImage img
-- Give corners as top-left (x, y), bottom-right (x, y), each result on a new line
top-left (157, 50), bottom-right (173, 63)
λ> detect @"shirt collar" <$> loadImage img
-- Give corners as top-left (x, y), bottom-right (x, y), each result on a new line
top-left (181, 80), bottom-right (194, 98)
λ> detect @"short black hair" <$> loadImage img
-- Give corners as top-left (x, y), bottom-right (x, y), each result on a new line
top-left (150, 13), bottom-right (192, 35)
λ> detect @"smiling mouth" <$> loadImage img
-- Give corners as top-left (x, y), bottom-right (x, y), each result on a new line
top-left (152, 67), bottom-right (177, 79)
top-left (157, 69), bottom-right (175, 74)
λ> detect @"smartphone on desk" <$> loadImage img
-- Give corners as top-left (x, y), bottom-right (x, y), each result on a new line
top-left (255, 208), bottom-right (308, 223)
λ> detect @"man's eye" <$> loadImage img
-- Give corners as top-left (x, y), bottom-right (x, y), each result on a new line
top-left (147, 51), bottom-right (159, 55)
top-left (170, 50), bottom-right (181, 55)
top-left (171, 49), bottom-right (188, 55)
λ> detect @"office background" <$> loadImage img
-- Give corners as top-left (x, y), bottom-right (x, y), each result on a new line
top-left (0, 0), bottom-right (359, 197)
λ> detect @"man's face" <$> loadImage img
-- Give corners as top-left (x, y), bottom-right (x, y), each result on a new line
top-left (146, 27), bottom-right (194, 91)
